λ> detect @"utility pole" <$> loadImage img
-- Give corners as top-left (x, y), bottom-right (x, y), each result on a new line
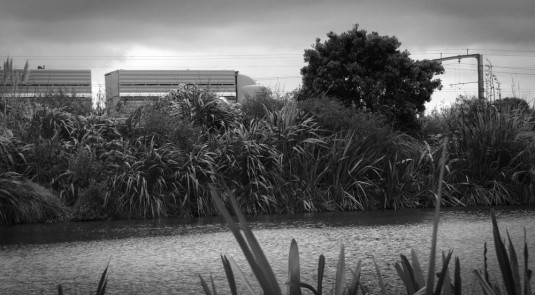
top-left (432, 54), bottom-right (484, 99)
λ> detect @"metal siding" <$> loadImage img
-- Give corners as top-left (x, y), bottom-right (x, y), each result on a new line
top-left (105, 71), bottom-right (121, 109)
top-left (114, 70), bottom-right (237, 94)
top-left (1, 69), bottom-right (91, 96)
top-left (105, 71), bottom-right (120, 99)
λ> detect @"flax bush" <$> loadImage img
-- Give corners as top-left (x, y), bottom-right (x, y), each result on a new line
top-left (0, 172), bottom-right (68, 224)
top-left (215, 119), bottom-right (285, 214)
top-left (447, 98), bottom-right (535, 205)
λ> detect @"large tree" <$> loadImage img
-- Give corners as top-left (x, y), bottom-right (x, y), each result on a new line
top-left (300, 24), bottom-right (444, 130)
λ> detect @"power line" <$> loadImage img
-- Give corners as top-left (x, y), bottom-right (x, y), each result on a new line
top-left (470, 48), bottom-right (535, 53)
top-left (0, 54), bottom-right (303, 61)
top-left (413, 48), bottom-right (535, 54)
top-left (255, 76), bottom-right (301, 80)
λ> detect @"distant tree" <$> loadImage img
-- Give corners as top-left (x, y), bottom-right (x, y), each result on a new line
top-left (493, 97), bottom-right (531, 113)
top-left (299, 24), bottom-right (444, 131)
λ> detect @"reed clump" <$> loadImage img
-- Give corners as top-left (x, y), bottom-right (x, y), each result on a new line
top-left (0, 172), bottom-right (68, 224)
top-left (2, 58), bottom-right (535, 223)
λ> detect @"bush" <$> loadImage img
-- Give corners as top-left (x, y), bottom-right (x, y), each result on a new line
top-left (215, 120), bottom-right (285, 214)
top-left (28, 107), bottom-right (81, 141)
top-left (132, 103), bottom-right (205, 150)
top-left (56, 147), bottom-right (105, 206)
top-left (0, 173), bottom-right (68, 224)
top-left (32, 91), bottom-right (93, 116)
top-left (297, 96), bottom-right (388, 135)
top-left (163, 84), bottom-right (241, 132)
top-left (420, 108), bottom-right (450, 145)
top-left (493, 97), bottom-right (532, 113)
top-left (21, 137), bottom-right (70, 187)
top-left (71, 181), bottom-right (109, 221)
top-left (447, 97), bottom-right (535, 204)
top-left (240, 90), bottom-right (287, 121)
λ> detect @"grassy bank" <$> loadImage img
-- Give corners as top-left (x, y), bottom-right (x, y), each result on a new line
top-left (1, 83), bottom-right (535, 223)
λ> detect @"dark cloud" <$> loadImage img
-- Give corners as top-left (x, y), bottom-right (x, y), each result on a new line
top-left (3, 0), bottom-right (534, 50)
top-left (2, 0), bottom-right (318, 51)
top-left (2, 0), bottom-right (534, 101)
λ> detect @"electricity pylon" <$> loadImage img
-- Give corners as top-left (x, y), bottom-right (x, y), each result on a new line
top-left (432, 54), bottom-right (484, 99)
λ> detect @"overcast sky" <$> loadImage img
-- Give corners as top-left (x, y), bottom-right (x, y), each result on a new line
top-left (2, 0), bottom-right (534, 110)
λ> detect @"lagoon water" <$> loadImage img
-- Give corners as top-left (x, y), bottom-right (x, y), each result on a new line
top-left (1, 207), bottom-right (534, 294)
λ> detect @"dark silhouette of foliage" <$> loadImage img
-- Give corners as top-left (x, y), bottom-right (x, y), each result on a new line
top-left (300, 24), bottom-right (444, 131)
top-left (493, 97), bottom-right (531, 113)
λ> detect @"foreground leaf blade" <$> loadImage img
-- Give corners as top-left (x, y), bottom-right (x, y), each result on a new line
top-left (334, 245), bottom-right (345, 295)
top-left (412, 249), bottom-right (426, 288)
top-left (372, 254), bottom-right (387, 295)
top-left (434, 250), bottom-right (453, 295)
top-left (317, 254), bottom-right (325, 295)
top-left (227, 188), bottom-right (282, 295)
top-left (200, 275), bottom-right (213, 295)
top-left (523, 228), bottom-right (532, 295)
top-left (347, 259), bottom-right (362, 295)
top-left (221, 255), bottom-right (238, 295)
top-left (288, 239), bottom-right (302, 295)
top-left (228, 257), bottom-right (257, 295)
top-left (506, 231), bottom-right (521, 295)
top-left (454, 257), bottom-right (462, 295)
top-left (210, 187), bottom-right (281, 294)
top-left (491, 209), bottom-right (517, 295)
top-left (96, 261), bottom-right (109, 295)
top-left (401, 254), bottom-right (419, 291)
top-left (474, 269), bottom-right (497, 295)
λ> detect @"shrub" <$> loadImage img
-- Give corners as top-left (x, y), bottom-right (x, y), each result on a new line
top-left (168, 119), bottom-right (204, 151)
top-left (171, 142), bottom-right (219, 217)
top-left (56, 147), bottom-right (104, 206)
top-left (447, 97), bottom-right (535, 205)
top-left (0, 172), bottom-right (68, 224)
top-left (297, 96), bottom-right (388, 136)
top-left (28, 107), bottom-right (80, 141)
top-left (32, 90), bottom-right (93, 116)
top-left (420, 108), bottom-right (450, 146)
top-left (215, 120), bottom-right (285, 214)
top-left (132, 104), bottom-right (205, 150)
top-left (71, 181), bottom-right (109, 221)
top-left (0, 134), bottom-right (27, 173)
top-left (106, 140), bottom-right (181, 219)
top-left (164, 84), bottom-right (241, 132)
top-left (240, 90), bottom-right (287, 121)
top-left (69, 115), bottom-right (122, 148)
top-left (135, 106), bottom-right (178, 146)
top-left (493, 97), bottom-right (532, 113)
top-left (22, 137), bottom-right (70, 187)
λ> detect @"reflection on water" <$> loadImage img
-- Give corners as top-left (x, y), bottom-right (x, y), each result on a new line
top-left (0, 207), bottom-right (534, 294)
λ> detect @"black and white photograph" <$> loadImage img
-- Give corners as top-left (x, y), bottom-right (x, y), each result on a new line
top-left (1, 0), bottom-right (534, 294)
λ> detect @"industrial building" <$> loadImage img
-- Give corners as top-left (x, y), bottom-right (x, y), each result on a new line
top-left (1, 69), bottom-right (92, 97)
top-left (104, 69), bottom-right (263, 112)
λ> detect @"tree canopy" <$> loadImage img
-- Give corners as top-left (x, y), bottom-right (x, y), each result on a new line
top-left (300, 24), bottom-right (444, 131)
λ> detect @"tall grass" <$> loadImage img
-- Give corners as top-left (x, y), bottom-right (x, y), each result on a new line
top-left (0, 172), bottom-right (68, 224)
top-left (215, 119), bottom-right (285, 214)
top-left (106, 139), bottom-right (183, 218)
top-left (447, 99), bottom-right (535, 205)
top-left (172, 142), bottom-right (219, 217)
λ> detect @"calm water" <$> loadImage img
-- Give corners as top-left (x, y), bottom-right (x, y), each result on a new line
top-left (0, 206), bottom-right (534, 294)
